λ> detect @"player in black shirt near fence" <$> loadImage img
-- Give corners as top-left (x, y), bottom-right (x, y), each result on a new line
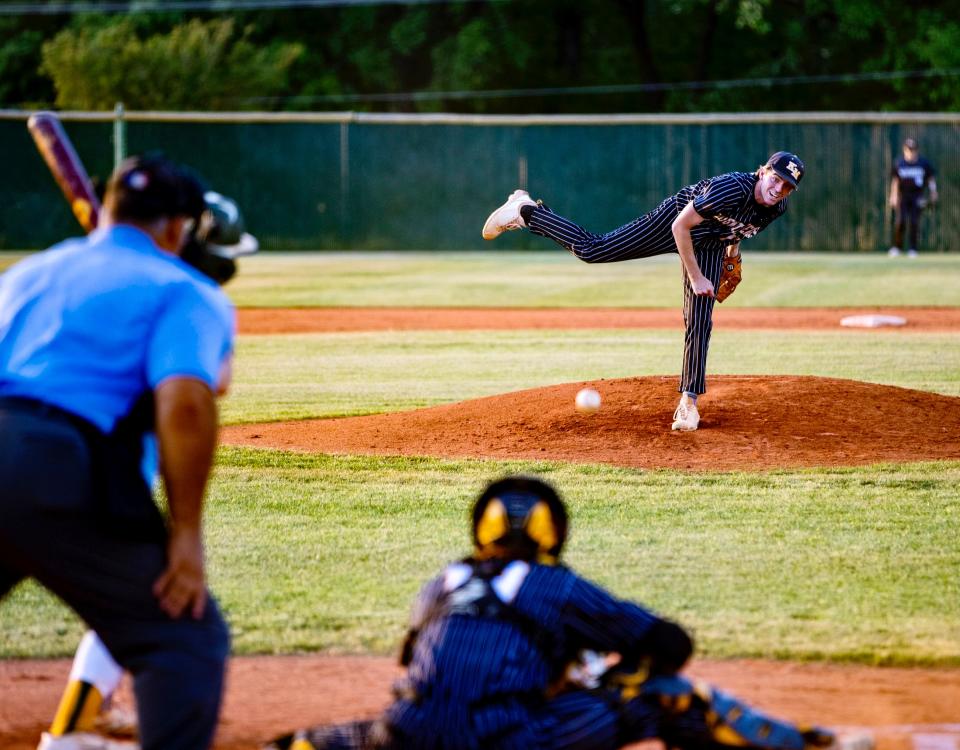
top-left (888, 138), bottom-right (937, 258)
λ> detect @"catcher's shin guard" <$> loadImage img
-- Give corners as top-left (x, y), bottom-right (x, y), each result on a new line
top-left (641, 675), bottom-right (813, 750)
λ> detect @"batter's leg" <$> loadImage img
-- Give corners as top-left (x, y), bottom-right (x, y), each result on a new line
top-left (45, 631), bottom-right (124, 738)
top-left (523, 199), bottom-right (679, 263)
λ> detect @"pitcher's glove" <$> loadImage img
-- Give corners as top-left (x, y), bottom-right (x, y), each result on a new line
top-left (715, 249), bottom-right (741, 303)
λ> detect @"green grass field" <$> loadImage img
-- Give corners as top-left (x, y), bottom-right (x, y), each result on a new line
top-left (2, 251), bottom-right (959, 665)
top-left (224, 251), bottom-right (960, 308)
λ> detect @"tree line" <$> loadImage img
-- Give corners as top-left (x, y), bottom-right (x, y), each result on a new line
top-left (1, 0), bottom-right (958, 112)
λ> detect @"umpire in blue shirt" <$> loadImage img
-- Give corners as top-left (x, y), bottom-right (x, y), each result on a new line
top-left (0, 154), bottom-right (237, 750)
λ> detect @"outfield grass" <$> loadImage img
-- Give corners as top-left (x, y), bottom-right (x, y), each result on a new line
top-left (4, 249), bottom-right (959, 307)
top-left (1, 250), bottom-right (959, 667)
top-left (224, 251), bottom-right (960, 308)
top-left (4, 451), bottom-right (959, 665)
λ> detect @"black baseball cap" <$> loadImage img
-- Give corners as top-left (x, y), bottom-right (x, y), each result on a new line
top-left (765, 151), bottom-right (805, 189)
top-left (903, 138), bottom-right (918, 150)
top-left (105, 153), bottom-right (207, 224)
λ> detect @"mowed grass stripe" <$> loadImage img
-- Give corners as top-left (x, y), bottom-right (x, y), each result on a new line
top-left (3, 452), bottom-right (958, 665)
top-left (223, 251), bottom-right (960, 309)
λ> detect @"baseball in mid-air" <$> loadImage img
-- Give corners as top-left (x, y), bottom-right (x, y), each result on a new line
top-left (574, 388), bottom-right (601, 414)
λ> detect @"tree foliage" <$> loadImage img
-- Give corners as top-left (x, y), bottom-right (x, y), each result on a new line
top-left (39, 17), bottom-right (302, 110)
top-left (0, 0), bottom-right (956, 112)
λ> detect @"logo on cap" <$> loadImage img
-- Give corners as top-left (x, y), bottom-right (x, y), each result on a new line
top-left (786, 161), bottom-right (801, 181)
top-left (126, 170), bottom-right (149, 190)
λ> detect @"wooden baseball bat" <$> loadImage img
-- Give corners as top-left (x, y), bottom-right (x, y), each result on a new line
top-left (27, 111), bottom-right (101, 233)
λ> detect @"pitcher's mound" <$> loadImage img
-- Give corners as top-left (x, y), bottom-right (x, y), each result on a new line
top-left (221, 376), bottom-right (960, 471)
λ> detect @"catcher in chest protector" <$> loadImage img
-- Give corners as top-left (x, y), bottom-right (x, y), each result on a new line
top-left (482, 151), bottom-right (803, 433)
top-left (265, 476), bottom-right (872, 750)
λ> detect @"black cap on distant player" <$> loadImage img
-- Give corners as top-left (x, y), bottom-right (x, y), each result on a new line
top-left (903, 137), bottom-right (918, 150)
top-left (765, 151), bottom-right (805, 189)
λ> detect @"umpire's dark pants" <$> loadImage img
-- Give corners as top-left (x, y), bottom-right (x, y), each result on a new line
top-left (0, 400), bottom-right (229, 750)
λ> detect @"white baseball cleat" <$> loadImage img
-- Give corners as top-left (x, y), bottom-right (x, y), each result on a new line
top-left (906, 248), bottom-right (918, 258)
top-left (482, 189), bottom-right (537, 240)
top-left (887, 246), bottom-right (901, 257)
top-left (37, 732), bottom-right (140, 750)
top-left (671, 401), bottom-right (700, 431)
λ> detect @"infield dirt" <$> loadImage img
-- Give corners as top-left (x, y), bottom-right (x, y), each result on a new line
top-left (3, 656), bottom-right (959, 750)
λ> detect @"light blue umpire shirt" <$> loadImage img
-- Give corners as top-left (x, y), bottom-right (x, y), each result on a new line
top-left (0, 225), bottom-right (235, 454)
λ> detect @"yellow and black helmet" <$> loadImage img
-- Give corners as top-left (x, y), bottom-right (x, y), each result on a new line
top-left (471, 476), bottom-right (568, 564)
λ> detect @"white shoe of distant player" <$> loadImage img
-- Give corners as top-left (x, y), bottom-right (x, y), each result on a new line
top-left (887, 246), bottom-right (901, 257)
top-left (906, 248), bottom-right (918, 258)
top-left (482, 189), bottom-right (537, 240)
top-left (671, 401), bottom-right (700, 431)
top-left (37, 731), bottom-right (139, 750)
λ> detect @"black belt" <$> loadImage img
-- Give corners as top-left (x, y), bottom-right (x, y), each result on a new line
top-left (0, 395), bottom-right (100, 435)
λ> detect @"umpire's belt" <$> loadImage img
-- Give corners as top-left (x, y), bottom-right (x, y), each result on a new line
top-left (0, 394), bottom-right (165, 541)
top-left (0, 395), bottom-right (101, 437)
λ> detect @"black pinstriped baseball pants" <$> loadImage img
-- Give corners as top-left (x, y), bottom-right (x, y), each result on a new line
top-left (526, 201), bottom-right (725, 396)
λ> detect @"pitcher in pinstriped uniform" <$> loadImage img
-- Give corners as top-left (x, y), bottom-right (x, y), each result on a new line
top-left (482, 152), bottom-right (804, 432)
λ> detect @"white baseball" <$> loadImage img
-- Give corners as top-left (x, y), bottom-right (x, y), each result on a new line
top-left (574, 388), bottom-right (601, 414)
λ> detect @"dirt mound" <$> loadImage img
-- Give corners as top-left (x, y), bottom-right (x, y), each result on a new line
top-left (221, 375), bottom-right (960, 471)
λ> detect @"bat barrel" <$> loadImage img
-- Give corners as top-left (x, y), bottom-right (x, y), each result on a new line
top-left (28, 112), bottom-right (101, 233)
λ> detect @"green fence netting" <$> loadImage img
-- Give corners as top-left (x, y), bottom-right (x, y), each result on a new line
top-left (4, 112), bottom-right (958, 252)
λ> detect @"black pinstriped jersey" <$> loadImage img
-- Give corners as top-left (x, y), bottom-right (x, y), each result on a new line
top-left (678, 171), bottom-right (787, 245)
top-left (385, 560), bottom-right (659, 747)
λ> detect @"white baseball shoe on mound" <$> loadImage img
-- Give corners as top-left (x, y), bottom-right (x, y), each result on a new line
top-left (482, 189), bottom-right (537, 240)
top-left (37, 731), bottom-right (139, 750)
top-left (671, 401), bottom-right (700, 431)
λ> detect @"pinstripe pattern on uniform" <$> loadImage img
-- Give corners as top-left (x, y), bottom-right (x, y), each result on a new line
top-left (385, 563), bottom-right (660, 749)
top-left (526, 195), bottom-right (679, 263)
top-left (525, 171), bottom-right (787, 396)
top-left (680, 241), bottom-right (724, 395)
top-left (686, 172), bottom-right (786, 244)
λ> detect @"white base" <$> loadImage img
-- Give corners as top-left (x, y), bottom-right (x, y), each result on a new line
top-left (840, 314), bottom-right (907, 328)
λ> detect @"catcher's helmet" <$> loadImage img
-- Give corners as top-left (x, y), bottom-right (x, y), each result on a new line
top-left (472, 476), bottom-right (568, 564)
